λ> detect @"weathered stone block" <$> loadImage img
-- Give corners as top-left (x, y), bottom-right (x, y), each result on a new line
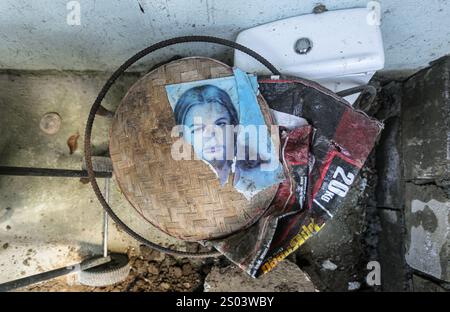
top-left (204, 260), bottom-right (316, 292)
top-left (405, 183), bottom-right (450, 282)
top-left (402, 57), bottom-right (450, 183)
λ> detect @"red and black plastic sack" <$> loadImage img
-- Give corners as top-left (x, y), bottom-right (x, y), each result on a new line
top-left (207, 75), bottom-right (383, 277)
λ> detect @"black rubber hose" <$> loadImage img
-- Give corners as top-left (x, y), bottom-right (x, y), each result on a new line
top-left (336, 85), bottom-right (376, 98)
top-left (84, 36), bottom-right (280, 258)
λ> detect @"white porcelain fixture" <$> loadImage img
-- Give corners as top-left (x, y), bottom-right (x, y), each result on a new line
top-left (234, 6), bottom-right (385, 104)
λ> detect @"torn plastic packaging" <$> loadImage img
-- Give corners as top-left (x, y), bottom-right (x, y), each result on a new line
top-left (206, 75), bottom-right (383, 277)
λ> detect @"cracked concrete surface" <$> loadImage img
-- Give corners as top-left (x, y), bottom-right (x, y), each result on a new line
top-left (0, 70), bottom-right (182, 284)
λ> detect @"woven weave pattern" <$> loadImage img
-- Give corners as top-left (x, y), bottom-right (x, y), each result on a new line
top-left (110, 57), bottom-right (277, 241)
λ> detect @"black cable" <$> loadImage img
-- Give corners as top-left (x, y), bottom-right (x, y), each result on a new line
top-left (84, 36), bottom-right (280, 258)
top-left (336, 85), bottom-right (376, 98)
top-left (0, 166), bottom-right (111, 178)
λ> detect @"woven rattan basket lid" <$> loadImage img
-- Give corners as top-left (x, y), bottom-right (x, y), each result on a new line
top-left (109, 57), bottom-right (279, 241)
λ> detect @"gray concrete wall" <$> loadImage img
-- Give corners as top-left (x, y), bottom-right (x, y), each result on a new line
top-left (0, 0), bottom-right (449, 72)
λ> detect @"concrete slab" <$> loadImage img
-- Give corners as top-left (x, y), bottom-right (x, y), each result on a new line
top-left (401, 57), bottom-right (450, 183)
top-left (0, 70), bottom-right (182, 284)
top-left (405, 183), bottom-right (450, 282)
top-left (412, 274), bottom-right (448, 292)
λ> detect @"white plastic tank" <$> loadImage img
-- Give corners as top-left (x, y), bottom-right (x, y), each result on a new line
top-left (234, 6), bottom-right (385, 104)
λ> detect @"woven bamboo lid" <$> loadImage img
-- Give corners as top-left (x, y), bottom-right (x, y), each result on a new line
top-left (109, 57), bottom-right (278, 241)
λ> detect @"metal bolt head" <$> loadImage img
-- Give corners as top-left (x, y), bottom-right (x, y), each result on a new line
top-left (294, 38), bottom-right (313, 55)
top-left (313, 4), bottom-right (328, 14)
top-left (40, 112), bottom-right (61, 135)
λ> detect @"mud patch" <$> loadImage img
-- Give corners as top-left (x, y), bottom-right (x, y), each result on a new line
top-left (21, 246), bottom-right (215, 292)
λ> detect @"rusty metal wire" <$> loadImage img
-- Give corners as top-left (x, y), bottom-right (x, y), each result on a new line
top-left (84, 36), bottom-right (280, 258)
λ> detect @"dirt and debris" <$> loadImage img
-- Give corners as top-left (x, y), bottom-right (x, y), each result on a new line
top-left (204, 260), bottom-right (316, 292)
top-left (17, 244), bottom-right (317, 292)
top-left (20, 245), bottom-right (218, 292)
